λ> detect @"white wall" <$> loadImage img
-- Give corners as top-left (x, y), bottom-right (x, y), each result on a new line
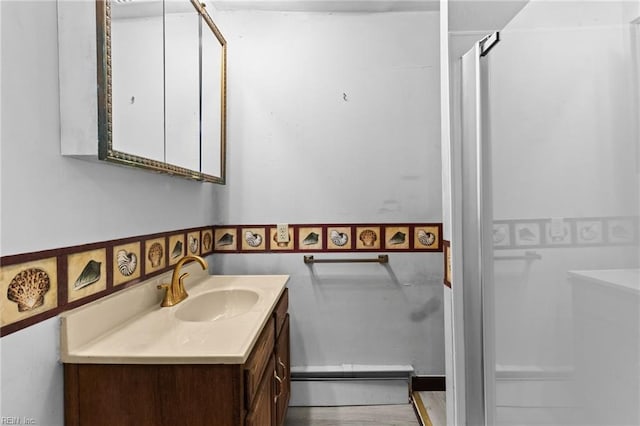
top-left (213, 10), bottom-right (441, 225)
top-left (1, 1), bottom-right (219, 424)
top-left (211, 10), bottom-right (444, 375)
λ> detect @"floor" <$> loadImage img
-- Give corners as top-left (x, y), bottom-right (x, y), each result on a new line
top-left (417, 391), bottom-right (446, 426)
top-left (284, 404), bottom-right (421, 425)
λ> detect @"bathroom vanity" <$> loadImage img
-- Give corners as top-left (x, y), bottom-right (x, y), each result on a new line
top-left (60, 266), bottom-right (290, 426)
top-left (569, 269), bottom-right (639, 425)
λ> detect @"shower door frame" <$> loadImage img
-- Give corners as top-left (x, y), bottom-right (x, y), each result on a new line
top-left (453, 34), bottom-right (499, 426)
top-left (632, 17), bottom-right (640, 172)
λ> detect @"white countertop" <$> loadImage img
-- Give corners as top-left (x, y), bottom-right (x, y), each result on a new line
top-left (60, 266), bottom-right (289, 364)
top-left (568, 269), bottom-right (640, 294)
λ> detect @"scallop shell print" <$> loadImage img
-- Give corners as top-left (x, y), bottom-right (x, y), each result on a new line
top-left (330, 230), bottom-right (349, 247)
top-left (202, 232), bottom-right (212, 251)
top-left (188, 235), bottom-right (199, 254)
top-left (171, 241), bottom-right (183, 259)
top-left (417, 230), bottom-right (436, 247)
top-left (116, 249), bottom-right (138, 276)
top-left (303, 232), bottom-right (319, 245)
top-left (148, 242), bottom-right (163, 268)
top-left (7, 268), bottom-right (50, 312)
top-left (74, 260), bottom-right (102, 290)
top-left (245, 231), bottom-right (263, 247)
top-left (359, 229), bottom-right (377, 247)
top-left (389, 231), bottom-right (406, 245)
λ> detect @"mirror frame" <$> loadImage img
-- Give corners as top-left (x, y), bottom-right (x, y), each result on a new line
top-left (191, 0), bottom-right (227, 183)
top-left (95, 0), bottom-right (227, 183)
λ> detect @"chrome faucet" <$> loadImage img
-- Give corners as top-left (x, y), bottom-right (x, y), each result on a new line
top-left (157, 255), bottom-right (208, 307)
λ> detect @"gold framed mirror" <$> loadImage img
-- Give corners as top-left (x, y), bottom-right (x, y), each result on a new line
top-left (95, 0), bottom-right (226, 183)
top-left (194, 1), bottom-right (227, 181)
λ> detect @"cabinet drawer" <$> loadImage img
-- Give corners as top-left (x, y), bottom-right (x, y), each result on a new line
top-left (244, 318), bottom-right (275, 408)
top-left (273, 288), bottom-right (288, 336)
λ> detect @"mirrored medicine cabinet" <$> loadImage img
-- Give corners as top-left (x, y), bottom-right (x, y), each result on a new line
top-left (58, 0), bottom-right (226, 183)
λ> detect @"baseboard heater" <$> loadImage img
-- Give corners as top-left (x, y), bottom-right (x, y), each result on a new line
top-left (290, 364), bottom-right (414, 406)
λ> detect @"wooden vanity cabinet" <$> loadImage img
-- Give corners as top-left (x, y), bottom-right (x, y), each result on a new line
top-left (64, 288), bottom-right (290, 426)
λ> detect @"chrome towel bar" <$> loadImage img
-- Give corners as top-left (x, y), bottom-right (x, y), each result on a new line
top-left (494, 251), bottom-right (541, 261)
top-left (303, 255), bottom-right (389, 264)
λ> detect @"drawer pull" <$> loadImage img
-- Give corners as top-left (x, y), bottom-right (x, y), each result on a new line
top-left (278, 357), bottom-right (287, 380)
top-left (274, 370), bottom-right (283, 403)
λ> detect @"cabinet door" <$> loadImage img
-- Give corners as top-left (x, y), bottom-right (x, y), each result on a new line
top-left (245, 318), bottom-right (275, 409)
top-left (273, 289), bottom-right (288, 335)
top-left (246, 356), bottom-right (274, 426)
top-left (274, 314), bottom-right (290, 426)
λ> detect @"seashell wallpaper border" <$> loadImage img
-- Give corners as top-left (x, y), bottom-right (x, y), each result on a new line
top-left (211, 223), bottom-right (444, 254)
top-left (0, 225), bottom-right (214, 337)
top-left (5, 217), bottom-right (630, 335)
top-left (492, 216), bottom-right (639, 249)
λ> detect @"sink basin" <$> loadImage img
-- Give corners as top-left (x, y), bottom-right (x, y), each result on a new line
top-left (175, 289), bottom-right (260, 322)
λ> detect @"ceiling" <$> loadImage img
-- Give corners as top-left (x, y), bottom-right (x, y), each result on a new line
top-left (212, 0), bottom-right (439, 12)
top-left (211, 0), bottom-right (529, 32)
top-left (449, 0), bottom-right (529, 32)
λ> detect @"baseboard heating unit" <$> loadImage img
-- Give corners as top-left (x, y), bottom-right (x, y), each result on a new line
top-left (289, 364), bottom-right (414, 406)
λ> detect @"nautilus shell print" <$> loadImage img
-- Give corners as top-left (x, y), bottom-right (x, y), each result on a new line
top-left (74, 260), bottom-right (102, 290)
top-left (188, 235), bottom-right (199, 254)
top-left (417, 230), bottom-right (436, 247)
top-left (116, 249), bottom-right (138, 276)
top-left (245, 231), bottom-right (263, 247)
top-left (579, 224), bottom-right (599, 241)
top-left (330, 230), bottom-right (349, 247)
top-left (7, 268), bottom-right (50, 312)
top-left (147, 243), bottom-right (163, 268)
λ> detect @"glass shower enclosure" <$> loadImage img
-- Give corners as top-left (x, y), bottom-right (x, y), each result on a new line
top-left (459, 1), bottom-right (640, 424)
